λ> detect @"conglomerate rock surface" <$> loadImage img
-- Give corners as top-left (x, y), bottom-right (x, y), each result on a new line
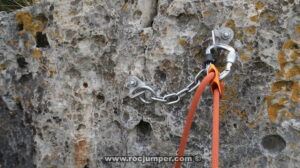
top-left (0, 0), bottom-right (299, 168)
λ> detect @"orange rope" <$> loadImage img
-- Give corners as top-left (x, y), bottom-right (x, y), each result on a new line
top-left (212, 88), bottom-right (220, 168)
top-left (174, 72), bottom-right (215, 168)
top-left (174, 65), bottom-right (223, 168)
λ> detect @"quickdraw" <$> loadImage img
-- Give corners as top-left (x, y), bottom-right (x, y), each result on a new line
top-left (125, 28), bottom-right (237, 168)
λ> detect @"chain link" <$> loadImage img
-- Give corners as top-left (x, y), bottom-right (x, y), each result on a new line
top-left (127, 69), bottom-right (206, 104)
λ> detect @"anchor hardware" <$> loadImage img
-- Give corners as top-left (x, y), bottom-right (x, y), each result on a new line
top-left (126, 27), bottom-right (236, 105)
top-left (125, 27), bottom-right (238, 168)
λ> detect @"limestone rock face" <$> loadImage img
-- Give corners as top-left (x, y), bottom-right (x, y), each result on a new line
top-left (0, 0), bottom-right (299, 168)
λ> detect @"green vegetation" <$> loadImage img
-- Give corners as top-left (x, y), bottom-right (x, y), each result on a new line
top-left (0, 0), bottom-right (33, 12)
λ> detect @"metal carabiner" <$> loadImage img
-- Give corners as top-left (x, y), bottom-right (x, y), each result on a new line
top-left (205, 43), bottom-right (237, 80)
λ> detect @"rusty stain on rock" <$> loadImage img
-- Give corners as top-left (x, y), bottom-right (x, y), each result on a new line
top-left (74, 139), bottom-right (89, 168)
top-left (255, 2), bottom-right (264, 10)
top-left (296, 25), bottom-right (300, 34)
top-left (244, 26), bottom-right (256, 35)
top-left (267, 38), bottom-right (299, 122)
top-left (178, 39), bottom-right (186, 46)
top-left (250, 15), bottom-right (260, 23)
top-left (15, 11), bottom-right (45, 36)
top-left (33, 48), bottom-right (42, 59)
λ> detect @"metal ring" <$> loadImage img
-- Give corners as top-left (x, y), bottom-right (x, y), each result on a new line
top-left (151, 96), bottom-right (167, 103)
top-left (176, 88), bottom-right (189, 98)
top-left (188, 80), bottom-right (201, 92)
top-left (135, 86), bottom-right (156, 104)
top-left (163, 93), bottom-right (180, 105)
top-left (194, 69), bottom-right (205, 82)
top-left (129, 90), bottom-right (145, 98)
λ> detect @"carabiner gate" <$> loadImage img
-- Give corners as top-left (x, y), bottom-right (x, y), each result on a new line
top-left (205, 43), bottom-right (237, 80)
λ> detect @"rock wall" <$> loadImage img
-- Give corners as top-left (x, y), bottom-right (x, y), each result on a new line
top-left (0, 0), bottom-right (299, 168)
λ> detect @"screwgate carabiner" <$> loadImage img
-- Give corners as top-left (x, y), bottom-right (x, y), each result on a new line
top-left (205, 43), bottom-right (237, 80)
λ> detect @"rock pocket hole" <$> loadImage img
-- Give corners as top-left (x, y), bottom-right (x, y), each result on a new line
top-left (154, 69), bottom-right (167, 81)
top-left (17, 23), bottom-right (24, 31)
top-left (49, 4), bottom-right (54, 11)
top-left (83, 82), bottom-right (88, 88)
top-left (233, 123), bottom-right (237, 128)
top-left (17, 56), bottom-right (28, 68)
top-left (122, 96), bottom-right (130, 105)
top-left (36, 32), bottom-right (50, 48)
top-left (136, 120), bottom-right (152, 141)
top-left (93, 35), bottom-right (107, 47)
top-left (19, 73), bottom-right (32, 83)
top-left (77, 124), bottom-right (86, 131)
top-left (261, 134), bottom-right (286, 154)
top-left (96, 93), bottom-right (105, 104)
top-left (133, 10), bottom-right (142, 19)
top-left (0, 152), bottom-right (3, 162)
top-left (123, 112), bottom-right (129, 123)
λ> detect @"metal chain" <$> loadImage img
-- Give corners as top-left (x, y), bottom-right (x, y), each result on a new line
top-left (126, 27), bottom-right (236, 105)
top-left (126, 69), bottom-right (206, 104)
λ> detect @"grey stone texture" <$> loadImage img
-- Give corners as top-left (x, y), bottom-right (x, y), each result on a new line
top-left (0, 0), bottom-right (299, 168)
